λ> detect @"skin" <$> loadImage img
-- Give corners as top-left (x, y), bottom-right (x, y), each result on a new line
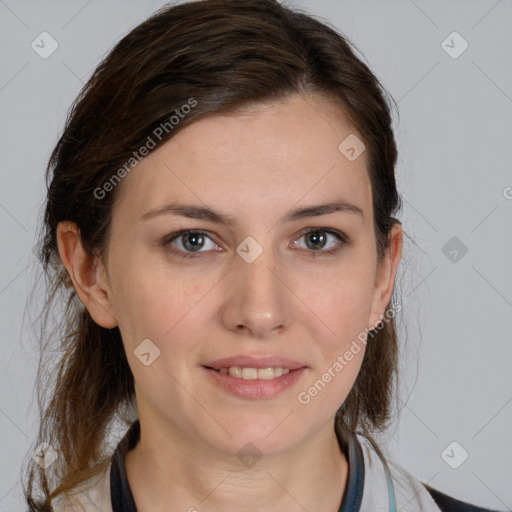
top-left (57, 93), bottom-right (402, 512)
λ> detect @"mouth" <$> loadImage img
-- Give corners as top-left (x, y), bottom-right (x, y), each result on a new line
top-left (202, 356), bottom-right (307, 399)
top-left (203, 365), bottom-right (294, 380)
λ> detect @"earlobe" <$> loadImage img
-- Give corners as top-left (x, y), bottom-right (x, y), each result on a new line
top-left (56, 221), bottom-right (118, 329)
top-left (368, 222), bottom-right (403, 330)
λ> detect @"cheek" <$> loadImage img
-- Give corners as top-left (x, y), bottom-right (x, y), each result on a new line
top-left (294, 259), bottom-right (374, 405)
top-left (301, 261), bottom-right (376, 349)
top-left (108, 257), bottom-right (205, 350)
top-left (110, 267), bottom-right (208, 413)
top-left (293, 303), bottom-right (367, 430)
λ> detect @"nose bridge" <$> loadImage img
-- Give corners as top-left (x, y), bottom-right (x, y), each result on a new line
top-left (222, 238), bottom-right (290, 336)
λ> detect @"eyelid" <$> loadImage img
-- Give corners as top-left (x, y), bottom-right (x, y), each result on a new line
top-left (291, 227), bottom-right (348, 255)
top-left (294, 226), bottom-right (348, 243)
top-left (162, 229), bottom-right (219, 249)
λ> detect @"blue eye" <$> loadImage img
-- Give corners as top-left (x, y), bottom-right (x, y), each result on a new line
top-left (162, 228), bottom-right (348, 259)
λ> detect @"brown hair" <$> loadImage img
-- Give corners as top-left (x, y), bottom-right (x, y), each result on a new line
top-left (24, 0), bottom-right (403, 508)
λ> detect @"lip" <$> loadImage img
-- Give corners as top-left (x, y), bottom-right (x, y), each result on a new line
top-left (203, 365), bottom-right (307, 399)
top-left (203, 355), bottom-right (306, 370)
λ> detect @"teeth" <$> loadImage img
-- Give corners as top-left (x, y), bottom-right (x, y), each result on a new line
top-left (219, 367), bottom-right (290, 380)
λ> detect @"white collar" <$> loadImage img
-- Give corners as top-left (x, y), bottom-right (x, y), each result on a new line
top-left (356, 434), bottom-right (442, 512)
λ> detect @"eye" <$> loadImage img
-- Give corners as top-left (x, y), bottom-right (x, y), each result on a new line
top-left (162, 227), bottom-right (348, 260)
top-left (163, 230), bottom-right (220, 258)
top-left (292, 228), bottom-right (348, 256)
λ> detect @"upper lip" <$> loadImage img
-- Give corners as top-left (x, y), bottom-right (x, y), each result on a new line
top-left (203, 356), bottom-right (307, 370)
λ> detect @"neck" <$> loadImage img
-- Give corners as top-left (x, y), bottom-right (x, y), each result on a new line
top-left (124, 415), bottom-right (349, 512)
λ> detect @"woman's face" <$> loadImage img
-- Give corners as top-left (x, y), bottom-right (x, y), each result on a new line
top-left (100, 93), bottom-right (401, 458)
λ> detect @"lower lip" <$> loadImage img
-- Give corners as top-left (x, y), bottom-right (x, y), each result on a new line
top-left (203, 367), bottom-right (307, 399)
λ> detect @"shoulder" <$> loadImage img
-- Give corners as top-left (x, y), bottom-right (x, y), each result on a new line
top-left (423, 484), bottom-right (504, 512)
top-left (50, 459), bottom-right (113, 512)
top-left (386, 455), bottom-right (503, 512)
top-left (356, 435), bottom-right (503, 512)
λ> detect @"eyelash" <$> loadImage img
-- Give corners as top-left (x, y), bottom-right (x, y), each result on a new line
top-left (162, 228), bottom-right (348, 259)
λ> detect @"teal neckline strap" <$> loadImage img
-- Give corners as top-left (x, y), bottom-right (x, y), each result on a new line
top-left (356, 431), bottom-right (397, 512)
top-left (382, 455), bottom-right (397, 512)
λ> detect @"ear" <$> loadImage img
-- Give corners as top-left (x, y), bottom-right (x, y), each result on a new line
top-left (368, 222), bottom-right (403, 330)
top-left (56, 221), bottom-right (118, 329)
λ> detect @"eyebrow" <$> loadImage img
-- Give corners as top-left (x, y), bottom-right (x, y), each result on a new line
top-left (140, 200), bottom-right (364, 225)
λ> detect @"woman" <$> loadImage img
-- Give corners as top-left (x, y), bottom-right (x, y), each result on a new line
top-left (23, 1), bottom-right (502, 511)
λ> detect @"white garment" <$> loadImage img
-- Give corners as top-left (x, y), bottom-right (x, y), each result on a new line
top-left (356, 435), bottom-right (442, 512)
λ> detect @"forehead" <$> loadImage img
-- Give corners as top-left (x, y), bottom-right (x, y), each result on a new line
top-left (114, 93), bottom-right (372, 225)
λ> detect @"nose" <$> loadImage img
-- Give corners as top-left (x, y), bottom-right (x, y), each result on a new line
top-left (220, 248), bottom-right (291, 338)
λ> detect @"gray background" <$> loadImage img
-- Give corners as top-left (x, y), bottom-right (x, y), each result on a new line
top-left (1, 0), bottom-right (511, 510)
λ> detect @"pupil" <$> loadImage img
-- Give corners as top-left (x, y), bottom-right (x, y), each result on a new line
top-left (184, 233), bottom-right (204, 251)
top-left (307, 231), bottom-right (326, 250)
